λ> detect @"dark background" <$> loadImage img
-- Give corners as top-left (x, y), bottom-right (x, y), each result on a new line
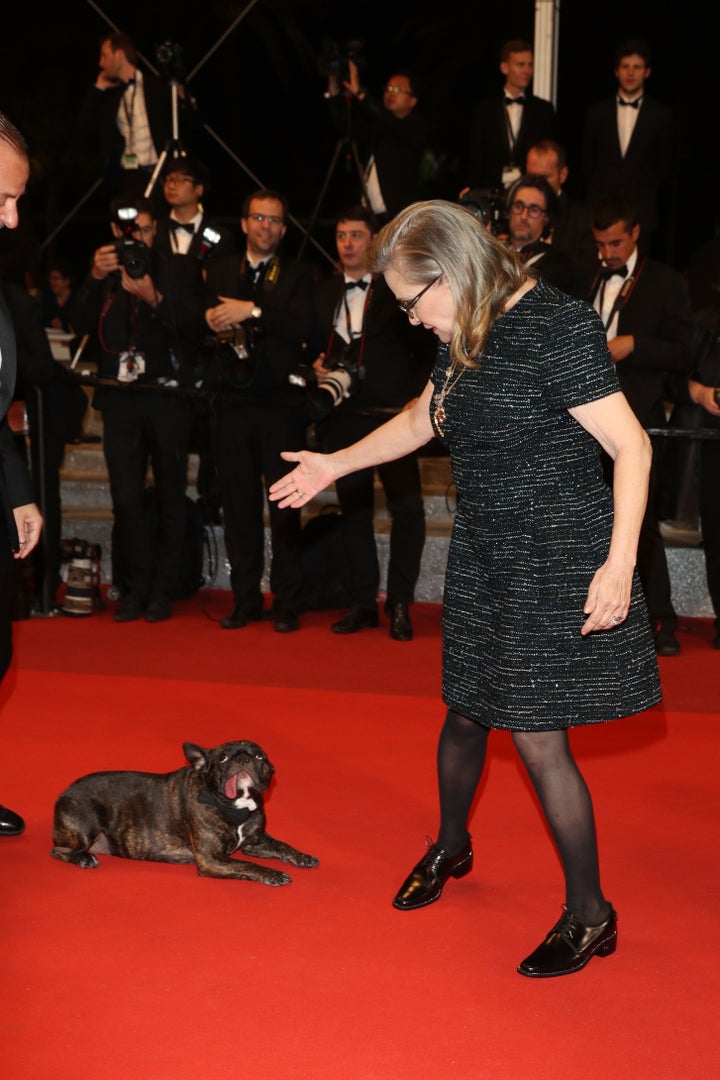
top-left (2, 0), bottom-right (717, 281)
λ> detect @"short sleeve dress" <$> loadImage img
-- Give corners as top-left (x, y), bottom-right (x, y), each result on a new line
top-left (430, 279), bottom-right (662, 731)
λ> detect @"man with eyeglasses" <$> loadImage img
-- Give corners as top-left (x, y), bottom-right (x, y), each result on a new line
top-left (204, 189), bottom-right (314, 632)
top-left (71, 197), bottom-right (205, 623)
top-left (326, 62), bottom-right (427, 223)
top-left (155, 157), bottom-right (235, 263)
top-left (505, 174), bottom-right (576, 295)
top-left (310, 206), bottom-right (432, 640)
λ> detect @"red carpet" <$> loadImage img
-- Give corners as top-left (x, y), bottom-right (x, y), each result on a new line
top-left (1, 597), bottom-right (719, 1078)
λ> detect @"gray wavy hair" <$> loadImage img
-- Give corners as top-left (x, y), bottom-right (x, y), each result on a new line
top-left (367, 199), bottom-right (528, 369)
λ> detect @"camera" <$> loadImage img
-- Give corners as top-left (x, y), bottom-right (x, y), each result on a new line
top-left (112, 205), bottom-right (153, 279)
top-left (318, 38), bottom-right (366, 84)
top-left (289, 343), bottom-right (361, 421)
top-left (459, 188), bottom-right (508, 238)
top-left (155, 41), bottom-right (186, 82)
top-left (196, 225), bottom-right (221, 263)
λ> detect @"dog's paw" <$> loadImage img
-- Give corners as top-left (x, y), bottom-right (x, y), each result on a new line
top-left (262, 868), bottom-right (293, 886)
top-left (50, 847), bottom-right (99, 869)
top-left (291, 852), bottom-right (319, 869)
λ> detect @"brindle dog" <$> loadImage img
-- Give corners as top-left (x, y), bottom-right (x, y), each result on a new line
top-left (51, 740), bottom-right (319, 885)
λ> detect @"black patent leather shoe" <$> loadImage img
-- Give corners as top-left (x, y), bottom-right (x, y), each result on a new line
top-left (145, 594), bottom-right (172, 623)
top-left (220, 605), bottom-right (263, 630)
top-left (113, 595), bottom-right (145, 623)
top-left (392, 837), bottom-right (473, 910)
top-left (331, 606), bottom-right (379, 634)
top-left (386, 601), bottom-right (413, 641)
top-left (517, 905), bottom-right (617, 978)
top-left (654, 628), bottom-right (681, 656)
top-left (274, 612), bottom-right (300, 633)
top-left (0, 804), bottom-right (25, 837)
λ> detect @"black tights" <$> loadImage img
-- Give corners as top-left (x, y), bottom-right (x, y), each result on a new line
top-left (436, 709), bottom-right (610, 925)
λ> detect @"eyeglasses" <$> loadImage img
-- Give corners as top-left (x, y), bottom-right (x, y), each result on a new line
top-left (164, 175), bottom-right (195, 186)
top-left (508, 200), bottom-right (547, 219)
top-left (384, 84), bottom-right (410, 95)
top-left (247, 213), bottom-right (284, 226)
top-left (397, 276), bottom-right (440, 318)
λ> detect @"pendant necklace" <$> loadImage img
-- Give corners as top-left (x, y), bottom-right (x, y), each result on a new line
top-left (433, 363), bottom-right (464, 436)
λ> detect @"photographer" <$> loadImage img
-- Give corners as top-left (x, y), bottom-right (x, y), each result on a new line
top-left (71, 197), bottom-right (205, 623)
top-left (310, 206), bottom-right (432, 640)
top-left (203, 189), bottom-right (314, 633)
top-left (325, 55), bottom-right (428, 223)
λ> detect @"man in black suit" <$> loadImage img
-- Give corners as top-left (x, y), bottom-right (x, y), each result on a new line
top-left (77, 32), bottom-right (178, 201)
top-left (0, 112), bottom-right (43, 837)
top-left (154, 157), bottom-right (235, 263)
top-left (582, 39), bottom-right (673, 258)
top-left (204, 189), bottom-right (314, 632)
top-left (466, 39), bottom-right (555, 195)
top-left (310, 206), bottom-right (430, 640)
top-left (525, 140), bottom-right (597, 283)
top-left (326, 63), bottom-right (428, 223)
top-left (589, 195), bottom-right (692, 655)
top-left (505, 175), bottom-right (576, 295)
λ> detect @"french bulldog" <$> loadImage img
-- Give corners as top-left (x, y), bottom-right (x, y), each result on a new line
top-left (50, 740), bottom-right (319, 886)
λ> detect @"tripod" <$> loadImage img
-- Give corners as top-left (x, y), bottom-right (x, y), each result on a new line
top-left (143, 79), bottom-right (186, 199)
top-left (298, 93), bottom-right (370, 260)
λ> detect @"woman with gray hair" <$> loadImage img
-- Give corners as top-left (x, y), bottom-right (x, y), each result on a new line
top-left (270, 199), bottom-right (661, 978)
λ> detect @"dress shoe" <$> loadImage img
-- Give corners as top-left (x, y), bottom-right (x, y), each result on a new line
top-left (274, 612), bottom-right (300, 633)
top-left (145, 594), bottom-right (172, 623)
top-left (331, 606), bottom-right (379, 634)
top-left (0, 804), bottom-right (25, 837)
top-left (654, 628), bottom-right (681, 656)
top-left (392, 836), bottom-right (473, 911)
top-left (220, 605), bottom-right (263, 630)
top-left (517, 905), bottom-right (617, 978)
top-left (386, 600), bottom-right (413, 641)
top-left (713, 635), bottom-right (720, 650)
top-left (114, 595), bottom-right (145, 623)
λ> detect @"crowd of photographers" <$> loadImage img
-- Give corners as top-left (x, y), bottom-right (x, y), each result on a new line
top-left (4, 30), bottom-right (720, 652)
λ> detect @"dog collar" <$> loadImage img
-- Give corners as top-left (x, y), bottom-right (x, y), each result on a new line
top-left (197, 788), bottom-right (252, 825)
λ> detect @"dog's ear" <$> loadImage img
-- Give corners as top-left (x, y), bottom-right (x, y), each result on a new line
top-left (183, 743), bottom-right (210, 771)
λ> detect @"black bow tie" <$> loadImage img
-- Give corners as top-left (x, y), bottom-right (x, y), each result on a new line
top-left (345, 279), bottom-right (368, 291)
top-left (618, 97), bottom-right (641, 108)
top-left (169, 219), bottom-right (195, 235)
top-left (600, 264), bottom-right (628, 280)
top-left (505, 96), bottom-right (525, 106)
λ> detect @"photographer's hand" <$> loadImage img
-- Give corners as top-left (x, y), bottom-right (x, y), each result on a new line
top-left (343, 60), bottom-right (364, 99)
top-left (206, 297), bottom-right (255, 332)
top-left (121, 270), bottom-right (162, 308)
top-left (689, 379), bottom-right (720, 417)
top-left (92, 244), bottom-right (119, 280)
top-left (313, 352), bottom-right (332, 376)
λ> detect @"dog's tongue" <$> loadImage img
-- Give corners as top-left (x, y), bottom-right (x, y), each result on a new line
top-left (224, 770), bottom-right (251, 800)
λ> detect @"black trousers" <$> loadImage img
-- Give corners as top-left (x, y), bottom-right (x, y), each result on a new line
top-left (213, 402), bottom-right (305, 615)
top-left (699, 436), bottom-right (720, 630)
top-left (100, 393), bottom-right (193, 599)
top-left (0, 536), bottom-right (16, 682)
top-left (327, 414), bottom-right (425, 608)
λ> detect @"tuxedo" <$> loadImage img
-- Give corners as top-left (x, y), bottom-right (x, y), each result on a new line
top-left (582, 94), bottom-right (673, 238)
top-left (0, 288), bottom-right (34, 677)
top-left (587, 255), bottom-right (692, 630)
top-left (311, 274), bottom-right (432, 608)
top-left (469, 92), bottom-right (555, 191)
top-left (154, 214), bottom-right (236, 263)
top-left (516, 240), bottom-right (577, 296)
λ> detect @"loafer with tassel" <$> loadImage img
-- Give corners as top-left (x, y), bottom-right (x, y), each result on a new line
top-left (517, 905), bottom-right (617, 978)
top-left (392, 836), bottom-right (473, 910)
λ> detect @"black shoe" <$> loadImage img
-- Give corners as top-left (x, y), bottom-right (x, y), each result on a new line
top-left (331, 606), bottom-right (379, 634)
top-left (114, 595), bottom-right (145, 623)
top-left (145, 594), bottom-right (172, 623)
top-left (713, 635), bottom-right (720, 650)
top-left (654, 628), bottom-right (681, 656)
top-left (392, 837), bottom-right (473, 911)
top-left (220, 605), bottom-right (263, 630)
top-left (274, 612), bottom-right (300, 633)
top-left (0, 804), bottom-right (25, 837)
top-left (386, 601), bottom-right (413, 641)
top-left (517, 906), bottom-right (617, 978)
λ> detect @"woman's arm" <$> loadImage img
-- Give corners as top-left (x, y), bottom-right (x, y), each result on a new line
top-left (269, 379), bottom-right (436, 508)
top-left (568, 390), bottom-right (652, 635)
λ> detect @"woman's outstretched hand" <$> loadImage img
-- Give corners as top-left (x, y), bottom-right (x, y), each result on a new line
top-left (268, 451), bottom-right (338, 509)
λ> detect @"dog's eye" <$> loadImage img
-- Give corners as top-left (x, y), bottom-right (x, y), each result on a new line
top-left (255, 753), bottom-right (264, 760)
top-left (219, 755), bottom-right (229, 763)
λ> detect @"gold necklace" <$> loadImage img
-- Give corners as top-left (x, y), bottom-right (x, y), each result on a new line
top-left (433, 363), bottom-right (464, 436)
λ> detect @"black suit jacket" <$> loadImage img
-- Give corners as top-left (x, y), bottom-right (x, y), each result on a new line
top-left (585, 257), bottom-right (692, 427)
top-left (204, 252), bottom-right (315, 399)
top-left (312, 275), bottom-right (433, 413)
top-left (582, 94), bottom-right (673, 233)
top-left (469, 92), bottom-right (555, 190)
top-left (154, 214), bottom-right (236, 263)
top-left (0, 289), bottom-right (34, 549)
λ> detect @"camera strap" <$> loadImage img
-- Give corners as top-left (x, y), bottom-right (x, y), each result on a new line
top-left (591, 256), bottom-right (646, 330)
top-left (328, 278), bottom-right (373, 374)
top-left (98, 288), bottom-right (138, 357)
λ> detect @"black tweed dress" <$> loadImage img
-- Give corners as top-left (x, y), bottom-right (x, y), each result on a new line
top-left (431, 279), bottom-right (662, 731)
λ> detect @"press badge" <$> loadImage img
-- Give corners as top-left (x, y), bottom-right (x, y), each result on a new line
top-left (122, 153), bottom-right (138, 169)
top-left (501, 164), bottom-right (522, 189)
top-left (117, 351), bottom-right (146, 382)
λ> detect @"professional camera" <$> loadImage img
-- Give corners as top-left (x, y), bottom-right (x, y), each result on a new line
top-left (196, 225), bottom-right (222, 263)
top-left (289, 343), bottom-right (361, 421)
top-left (112, 205), bottom-right (153, 279)
top-left (459, 188), bottom-right (508, 238)
top-left (155, 40), bottom-right (186, 82)
top-left (318, 37), bottom-right (366, 84)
